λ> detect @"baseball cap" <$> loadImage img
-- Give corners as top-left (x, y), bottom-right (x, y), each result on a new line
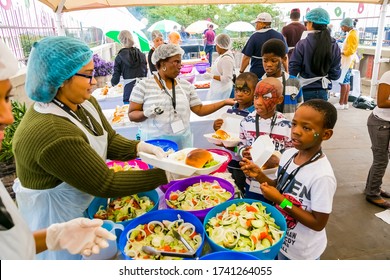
top-left (251, 12), bottom-right (272, 24)
top-left (291, 8), bottom-right (300, 14)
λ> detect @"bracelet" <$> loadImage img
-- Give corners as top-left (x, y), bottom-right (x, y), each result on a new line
top-left (279, 198), bottom-right (293, 209)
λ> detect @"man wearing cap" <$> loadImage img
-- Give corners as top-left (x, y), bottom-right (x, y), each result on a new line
top-left (282, 8), bottom-right (306, 59)
top-left (239, 12), bottom-right (288, 79)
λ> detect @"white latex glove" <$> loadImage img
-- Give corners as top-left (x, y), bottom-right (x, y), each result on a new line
top-left (143, 105), bottom-right (158, 118)
top-left (46, 218), bottom-right (116, 256)
top-left (203, 72), bottom-right (214, 80)
top-left (137, 141), bottom-right (167, 159)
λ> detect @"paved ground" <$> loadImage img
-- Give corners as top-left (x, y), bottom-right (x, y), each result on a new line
top-left (321, 96), bottom-right (390, 260)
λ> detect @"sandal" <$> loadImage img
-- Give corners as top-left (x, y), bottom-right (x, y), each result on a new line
top-left (380, 190), bottom-right (390, 198)
top-left (366, 197), bottom-right (390, 209)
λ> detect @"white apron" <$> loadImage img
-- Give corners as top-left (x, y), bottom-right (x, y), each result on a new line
top-left (0, 182), bottom-right (35, 259)
top-left (13, 100), bottom-right (108, 260)
top-left (336, 30), bottom-right (356, 84)
top-left (206, 53), bottom-right (234, 101)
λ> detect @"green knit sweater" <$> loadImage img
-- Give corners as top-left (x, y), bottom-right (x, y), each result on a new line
top-left (13, 97), bottom-right (167, 198)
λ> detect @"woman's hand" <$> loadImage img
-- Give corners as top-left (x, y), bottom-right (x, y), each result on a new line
top-left (241, 146), bottom-right (252, 160)
top-left (224, 98), bottom-right (236, 106)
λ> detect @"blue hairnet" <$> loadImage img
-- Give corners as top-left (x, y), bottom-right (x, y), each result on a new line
top-left (26, 36), bottom-right (93, 103)
top-left (151, 43), bottom-right (184, 65)
top-left (306, 8), bottom-right (330, 25)
top-left (340, 18), bottom-right (353, 28)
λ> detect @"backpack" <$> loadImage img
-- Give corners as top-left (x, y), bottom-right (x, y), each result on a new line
top-left (352, 95), bottom-right (377, 110)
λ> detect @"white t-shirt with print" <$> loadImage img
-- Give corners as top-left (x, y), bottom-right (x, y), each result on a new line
top-left (277, 148), bottom-right (337, 260)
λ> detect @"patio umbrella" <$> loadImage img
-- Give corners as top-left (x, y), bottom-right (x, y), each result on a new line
top-left (147, 19), bottom-right (181, 33)
top-left (105, 30), bottom-right (150, 52)
top-left (185, 20), bottom-right (219, 34)
top-left (225, 21), bottom-right (255, 32)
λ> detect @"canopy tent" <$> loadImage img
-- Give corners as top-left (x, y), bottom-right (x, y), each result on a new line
top-left (39, 0), bottom-right (390, 98)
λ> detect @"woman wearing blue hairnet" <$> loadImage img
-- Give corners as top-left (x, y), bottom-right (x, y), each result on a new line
top-left (0, 41), bottom-right (116, 259)
top-left (289, 8), bottom-right (341, 101)
top-left (11, 37), bottom-right (170, 260)
top-left (128, 43), bottom-right (235, 149)
top-left (333, 18), bottom-right (359, 110)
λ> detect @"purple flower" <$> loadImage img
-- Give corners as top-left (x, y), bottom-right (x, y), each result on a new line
top-left (93, 54), bottom-right (114, 77)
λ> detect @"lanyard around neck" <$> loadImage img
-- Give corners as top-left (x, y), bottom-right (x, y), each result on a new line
top-left (276, 149), bottom-right (323, 194)
top-left (52, 98), bottom-right (99, 136)
top-left (255, 112), bottom-right (277, 139)
top-left (158, 74), bottom-right (177, 112)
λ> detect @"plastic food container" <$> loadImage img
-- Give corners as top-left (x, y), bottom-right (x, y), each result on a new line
top-left (165, 175), bottom-right (235, 222)
top-left (145, 139), bottom-right (179, 152)
top-left (195, 62), bottom-right (210, 74)
top-left (118, 209), bottom-right (205, 260)
top-left (86, 189), bottom-right (159, 231)
top-left (199, 251), bottom-right (259, 260)
top-left (180, 64), bottom-right (193, 74)
top-left (206, 149), bottom-right (232, 174)
top-left (106, 159), bottom-right (149, 171)
top-left (203, 198), bottom-right (287, 260)
top-left (179, 73), bottom-right (196, 84)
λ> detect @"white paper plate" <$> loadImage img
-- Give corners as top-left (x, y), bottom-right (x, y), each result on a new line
top-left (250, 135), bottom-right (275, 167)
top-left (92, 87), bottom-right (123, 99)
top-left (204, 133), bottom-right (222, 145)
top-left (139, 148), bottom-right (227, 176)
top-left (220, 113), bottom-right (244, 136)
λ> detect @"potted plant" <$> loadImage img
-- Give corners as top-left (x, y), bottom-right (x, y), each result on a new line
top-left (231, 37), bottom-right (248, 69)
top-left (93, 54), bottom-right (114, 88)
top-left (0, 100), bottom-right (27, 198)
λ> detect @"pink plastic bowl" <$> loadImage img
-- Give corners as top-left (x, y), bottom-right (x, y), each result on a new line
top-left (106, 159), bottom-right (149, 170)
top-left (179, 73), bottom-right (195, 84)
top-left (206, 149), bottom-right (233, 174)
top-left (195, 62), bottom-right (210, 74)
top-left (180, 64), bottom-right (193, 74)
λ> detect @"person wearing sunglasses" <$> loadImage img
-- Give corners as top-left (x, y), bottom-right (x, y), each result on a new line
top-left (10, 37), bottom-right (170, 260)
top-left (0, 40), bottom-right (117, 259)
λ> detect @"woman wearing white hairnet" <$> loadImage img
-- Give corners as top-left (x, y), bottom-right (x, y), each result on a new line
top-left (204, 33), bottom-right (235, 101)
top-left (11, 37), bottom-right (169, 260)
top-left (111, 30), bottom-right (147, 104)
top-left (147, 30), bottom-right (165, 75)
top-left (129, 43), bottom-right (235, 149)
top-left (0, 41), bottom-right (116, 259)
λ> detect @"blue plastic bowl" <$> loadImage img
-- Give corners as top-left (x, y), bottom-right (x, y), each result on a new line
top-left (165, 175), bottom-right (235, 222)
top-left (86, 189), bottom-right (159, 234)
top-left (203, 198), bottom-right (287, 260)
top-left (145, 139), bottom-right (179, 152)
top-left (118, 209), bottom-right (205, 260)
top-left (199, 251), bottom-right (259, 260)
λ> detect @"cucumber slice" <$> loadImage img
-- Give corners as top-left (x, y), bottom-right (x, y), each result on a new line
top-left (251, 219), bottom-right (265, 228)
top-left (236, 227), bottom-right (250, 237)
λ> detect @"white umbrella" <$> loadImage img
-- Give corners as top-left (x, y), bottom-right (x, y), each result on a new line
top-left (225, 21), bottom-right (255, 32)
top-left (147, 20), bottom-right (181, 33)
top-left (186, 20), bottom-right (218, 34)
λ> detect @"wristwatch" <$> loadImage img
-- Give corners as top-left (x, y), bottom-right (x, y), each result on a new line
top-left (279, 198), bottom-right (293, 209)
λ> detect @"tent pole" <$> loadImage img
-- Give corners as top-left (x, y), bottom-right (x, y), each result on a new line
top-left (370, 0), bottom-right (389, 98)
top-left (55, 0), bottom-right (66, 36)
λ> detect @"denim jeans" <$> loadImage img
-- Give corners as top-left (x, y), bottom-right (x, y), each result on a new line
top-left (302, 89), bottom-right (329, 102)
top-left (365, 113), bottom-right (390, 199)
top-left (204, 44), bottom-right (214, 66)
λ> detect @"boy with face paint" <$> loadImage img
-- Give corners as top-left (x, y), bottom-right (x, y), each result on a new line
top-left (213, 72), bottom-right (258, 195)
top-left (261, 39), bottom-right (303, 121)
top-left (240, 99), bottom-right (337, 260)
top-left (237, 77), bottom-right (293, 200)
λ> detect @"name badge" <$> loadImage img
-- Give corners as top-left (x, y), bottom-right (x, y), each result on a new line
top-left (248, 180), bottom-right (262, 194)
top-left (171, 118), bottom-right (185, 134)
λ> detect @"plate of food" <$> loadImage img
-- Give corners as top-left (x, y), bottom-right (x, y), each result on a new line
top-left (138, 148), bottom-right (227, 176)
top-left (194, 81), bottom-right (210, 89)
top-left (92, 84), bottom-right (123, 100)
top-left (204, 129), bottom-right (241, 148)
top-left (110, 105), bottom-right (131, 127)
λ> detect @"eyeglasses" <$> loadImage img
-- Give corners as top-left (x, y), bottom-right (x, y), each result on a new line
top-left (166, 60), bottom-right (182, 66)
top-left (74, 70), bottom-right (95, 84)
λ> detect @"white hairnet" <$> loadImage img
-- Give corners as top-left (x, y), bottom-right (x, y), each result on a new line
top-left (215, 34), bottom-right (231, 50)
top-left (0, 41), bottom-right (19, 81)
top-left (151, 30), bottom-right (163, 41)
top-left (151, 43), bottom-right (184, 65)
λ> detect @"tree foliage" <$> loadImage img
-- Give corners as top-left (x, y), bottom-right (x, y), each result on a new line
top-left (128, 4), bottom-right (283, 35)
